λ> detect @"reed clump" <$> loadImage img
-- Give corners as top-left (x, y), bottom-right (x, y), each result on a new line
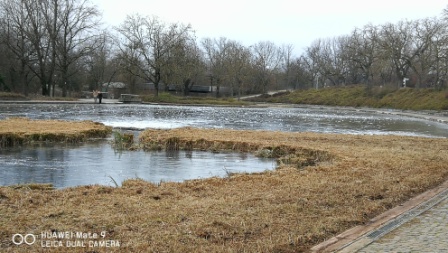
top-left (1, 127), bottom-right (447, 252)
top-left (0, 117), bottom-right (112, 147)
top-left (139, 127), bottom-right (333, 168)
top-left (112, 131), bottom-right (135, 150)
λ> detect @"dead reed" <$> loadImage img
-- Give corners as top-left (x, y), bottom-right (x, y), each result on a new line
top-left (1, 127), bottom-right (447, 252)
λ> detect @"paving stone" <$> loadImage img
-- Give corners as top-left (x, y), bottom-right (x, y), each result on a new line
top-left (357, 197), bottom-right (448, 252)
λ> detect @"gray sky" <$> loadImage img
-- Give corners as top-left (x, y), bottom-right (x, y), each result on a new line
top-left (93, 0), bottom-right (447, 55)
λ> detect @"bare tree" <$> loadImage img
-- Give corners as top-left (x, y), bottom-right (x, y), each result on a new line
top-left (302, 38), bottom-right (348, 87)
top-left (166, 35), bottom-right (204, 96)
top-left (292, 56), bottom-right (314, 90)
top-left (116, 14), bottom-right (193, 96)
top-left (251, 41), bottom-right (282, 94)
top-left (201, 37), bottom-right (232, 97)
top-left (429, 19), bottom-right (448, 89)
top-left (84, 31), bottom-right (122, 91)
top-left (409, 18), bottom-right (445, 88)
top-left (302, 40), bottom-right (323, 89)
top-left (280, 44), bottom-right (295, 89)
top-left (0, 0), bottom-right (33, 94)
top-left (347, 24), bottom-right (379, 89)
top-left (54, 0), bottom-right (101, 96)
top-left (378, 21), bottom-right (420, 88)
top-left (20, 0), bottom-right (62, 96)
top-left (224, 41), bottom-right (252, 98)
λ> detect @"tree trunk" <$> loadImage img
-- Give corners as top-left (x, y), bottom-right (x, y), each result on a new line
top-left (183, 79), bottom-right (191, 96)
top-left (41, 80), bottom-right (49, 96)
top-left (215, 78), bottom-right (221, 98)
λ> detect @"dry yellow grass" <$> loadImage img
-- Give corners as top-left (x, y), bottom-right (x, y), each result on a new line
top-left (0, 118), bottom-right (112, 147)
top-left (1, 126), bottom-right (447, 252)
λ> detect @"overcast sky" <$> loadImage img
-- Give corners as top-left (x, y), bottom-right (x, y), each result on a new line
top-left (92, 0), bottom-right (447, 55)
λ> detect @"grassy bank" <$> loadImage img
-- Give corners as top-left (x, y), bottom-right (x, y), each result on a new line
top-left (1, 127), bottom-right (447, 252)
top-left (0, 118), bottom-right (112, 147)
top-left (0, 91), bottom-right (28, 101)
top-left (0, 92), bottom-right (79, 102)
top-left (252, 86), bottom-right (448, 111)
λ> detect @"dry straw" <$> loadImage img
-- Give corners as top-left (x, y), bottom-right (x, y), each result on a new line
top-left (0, 118), bottom-right (112, 147)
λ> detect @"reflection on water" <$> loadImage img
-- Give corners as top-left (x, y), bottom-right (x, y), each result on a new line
top-left (1, 103), bottom-right (447, 137)
top-left (0, 141), bottom-right (275, 188)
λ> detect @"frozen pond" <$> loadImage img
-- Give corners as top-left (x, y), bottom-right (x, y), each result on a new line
top-left (1, 103), bottom-right (448, 137)
top-left (0, 103), bottom-right (447, 188)
top-left (0, 140), bottom-right (275, 188)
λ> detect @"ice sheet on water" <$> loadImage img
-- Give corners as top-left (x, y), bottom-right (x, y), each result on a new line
top-left (1, 103), bottom-right (447, 137)
top-left (103, 120), bottom-right (187, 129)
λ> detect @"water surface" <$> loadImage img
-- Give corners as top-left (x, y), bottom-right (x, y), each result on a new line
top-left (1, 103), bottom-right (447, 137)
top-left (0, 141), bottom-right (275, 188)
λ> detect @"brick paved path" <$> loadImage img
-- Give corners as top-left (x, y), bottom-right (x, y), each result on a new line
top-left (314, 185), bottom-right (448, 253)
top-left (357, 196), bottom-right (448, 252)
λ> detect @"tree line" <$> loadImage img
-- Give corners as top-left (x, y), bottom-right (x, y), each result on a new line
top-left (1, 0), bottom-right (447, 98)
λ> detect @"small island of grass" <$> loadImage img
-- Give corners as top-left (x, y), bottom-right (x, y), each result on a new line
top-left (0, 118), bottom-right (112, 147)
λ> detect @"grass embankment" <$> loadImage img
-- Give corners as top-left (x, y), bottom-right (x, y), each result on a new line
top-left (1, 127), bottom-right (447, 252)
top-left (0, 118), bottom-right (112, 147)
top-left (29, 95), bottom-right (79, 101)
top-left (0, 92), bottom-right (79, 102)
top-left (142, 92), bottom-right (249, 106)
top-left (254, 86), bottom-right (448, 111)
top-left (0, 92), bottom-right (28, 101)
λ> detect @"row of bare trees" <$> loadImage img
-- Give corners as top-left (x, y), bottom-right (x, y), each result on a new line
top-left (112, 14), bottom-right (294, 97)
top-left (302, 17), bottom-right (448, 90)
top-left (1, 0), bottom-right (447, 97)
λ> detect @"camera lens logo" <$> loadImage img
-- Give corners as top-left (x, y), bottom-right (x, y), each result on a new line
top-left (12, 234), bottom-right (36, 245)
